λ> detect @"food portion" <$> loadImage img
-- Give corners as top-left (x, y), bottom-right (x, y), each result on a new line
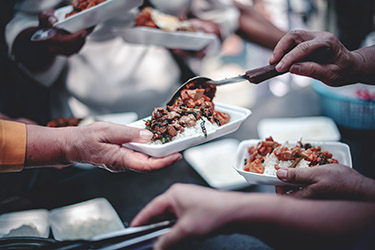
top-left (46, 116), bottom-right (82, 127)
top-left (135, 7), bottom-right (195, 32)
top-left (145, 83), bottom-right (230, 144)
top-left (65, 0), bottom-right (107, 18)
top-left (244, 137), bottom-right (339, 176)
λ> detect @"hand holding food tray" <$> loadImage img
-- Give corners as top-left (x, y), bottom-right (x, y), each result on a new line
top-left (53, 0), bottom-right (143, 33)
top-left (234, 138), bottom-right (352, 186)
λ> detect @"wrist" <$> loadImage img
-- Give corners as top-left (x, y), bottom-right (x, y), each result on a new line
top-left (351, 47), bottom-right (375, 85)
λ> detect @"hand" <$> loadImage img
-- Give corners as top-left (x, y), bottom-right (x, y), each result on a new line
top-left (25, 122), bottom-right (182, 172)
top-left (131, 184), bottom-right (238, 249)
top-left (63, 122), bottom-right (182, 172)
top-left (269, 30), bottom-right (363, 86)
top-left (37, 9), bottom-right (90, 56)
top-left (275, 164), bottom-right (375, 201)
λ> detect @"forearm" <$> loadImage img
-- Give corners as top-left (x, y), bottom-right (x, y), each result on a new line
top-left (236, 7), bottom-right (285, 49)
top-left (352, 45), bottom-right (375, 85)
top-left (228, 194), bottom-right (375, 249)
top-left (25, 125), bottom-right (70, 167)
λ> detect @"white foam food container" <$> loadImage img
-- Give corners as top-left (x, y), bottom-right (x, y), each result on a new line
top-left (49, 198), bottom-right (124, 241)
top-left (0, 209), bottom-right (50, 238)
top-left (124, 102), bottom-right (251, 157)
top-left (234, 139), bottom-right (352, 186)
top-left (184, 139), bottom-right (251, 190)
top-left (54, 0), bottom-right (143, 33)
top-left (257, 116), bottom-right (341, 141)
top-left (120, 27), bottom-right (220, 54)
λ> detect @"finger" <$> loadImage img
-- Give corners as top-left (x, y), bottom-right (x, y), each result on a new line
top-left (275, 40), bottom-right (328, 72)
top-left (269, 32), bottom-right (297, 65)
top-left (131, 194), bottom-right (173, 227)
top-left (117, 149), bottom-right (182, 172)
top-left (154, 224), bottom-right (190, 250)
top-left (276, 168), bottom-right (316, 184)
top-left (39, 9), bottom-right (57, 27)
top-left (95, 123), bottom-right (154, 144)
top-left (275, 186), bottom-right (290, 195)
top-left (284, 186), bottom-right (315, 199)
top-left (289, 62), bottom-right (334, 85)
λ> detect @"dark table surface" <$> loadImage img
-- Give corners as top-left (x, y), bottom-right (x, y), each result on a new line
top-left (1, 85), bottom-right (374, 249)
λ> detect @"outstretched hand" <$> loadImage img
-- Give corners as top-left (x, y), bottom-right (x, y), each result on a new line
top-left (275, 164), bottom-right (375, 201)
top-left (131, 184), bottom-right (238, 249)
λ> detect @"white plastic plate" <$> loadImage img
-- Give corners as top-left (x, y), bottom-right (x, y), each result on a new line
top-left (120, 27), bottom-right (220, 54)
top-left (0, 209), bottom-right (49, 238)
top-left (54, 0), bottom-right (143, 33)
top-left (124, 102), bottom-right (251, 157)
top-left (49, 198), bottom-right (124, 240)
top-left (184, 139), bottom-right (251, 190)
top-left (257, 116), bottom-right (341, 141)
top-left (234, 139), bottom-right (352, 186)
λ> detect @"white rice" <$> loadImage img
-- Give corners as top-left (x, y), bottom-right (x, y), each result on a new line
top-left (149, 117), bottom-right (217, 145)
top-left (262, 142), bottom-right (310, 176)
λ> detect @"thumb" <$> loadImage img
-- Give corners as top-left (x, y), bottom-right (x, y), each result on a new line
top-left (39, 9), bottom-right (58, 27)
top-left (276, 168), bottom-right (316, 184)
top-left (102, 123), bottom-right (154, 144)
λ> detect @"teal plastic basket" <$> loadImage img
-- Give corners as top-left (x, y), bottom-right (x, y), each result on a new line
top-left (312, 81), bottom-right (375, 130)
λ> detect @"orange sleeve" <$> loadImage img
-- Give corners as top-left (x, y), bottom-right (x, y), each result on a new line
top-left (0, 120), bottom-right (26, 172)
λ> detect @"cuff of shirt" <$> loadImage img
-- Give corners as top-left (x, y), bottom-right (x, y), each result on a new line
top-left (0, 120), bottom-right (26, 172)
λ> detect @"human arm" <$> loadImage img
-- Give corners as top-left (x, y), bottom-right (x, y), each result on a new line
top-left (269, 30), bottom-right (375, 86)
top-left (24, 122), bottom-right (182, 172)
top-left (275, 164), bottom-right (375, 201)
top-left (234, 0), bottom-right (286, 50)
top-left (131, 183), bottom-right (375, 250)
top-left (11, 9), bottom-right (89, 73)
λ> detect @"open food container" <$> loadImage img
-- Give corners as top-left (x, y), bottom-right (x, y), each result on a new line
top-left (124, 102), bottom-right (251, 157)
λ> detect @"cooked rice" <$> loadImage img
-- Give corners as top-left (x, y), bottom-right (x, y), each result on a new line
top-left (149, 117), bottom-right (217, 145)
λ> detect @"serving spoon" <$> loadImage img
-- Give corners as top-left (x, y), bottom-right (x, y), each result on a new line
top-left (166, 47), bottom-right (334, 106)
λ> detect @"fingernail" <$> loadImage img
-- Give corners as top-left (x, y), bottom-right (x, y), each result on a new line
top-left (269, 54), bottom-right (275, 63)
top-left (276, 62), bottom-right (284, 71)
top-left (277, 169), bottom-right (288, 181)
top-left (291, 64), bottom-right (301, 74)
top-left (139, 130), bottom-right (153, 140)
top-left (48, 16), bottom-right (58, 24)
top-left (174, 154), bottom-right (183, 161)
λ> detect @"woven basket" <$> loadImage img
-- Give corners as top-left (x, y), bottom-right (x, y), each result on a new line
top-left (312, 81), bottom-right (375, 130)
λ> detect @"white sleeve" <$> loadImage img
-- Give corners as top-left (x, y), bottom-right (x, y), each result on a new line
top-left (191, 0), bottom-right (240, 38)
top-left (5, 11), bottom-right (67, 88)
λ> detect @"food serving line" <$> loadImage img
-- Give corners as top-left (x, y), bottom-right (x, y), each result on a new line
top-left (0, 85), bottom-right (373, 249)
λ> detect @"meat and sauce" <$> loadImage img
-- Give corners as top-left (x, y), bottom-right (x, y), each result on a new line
top-left (65, 0), bottom-right (107, 18)
top-left (244, 137), bottom-right (339, 174)
top-left (146, 84), bottom-right (230, 144)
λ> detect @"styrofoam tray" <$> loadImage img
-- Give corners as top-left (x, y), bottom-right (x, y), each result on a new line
top-left (0, 209), bottom-right (49, 238)
top-left (120, 27), bottom-right (220, 54)
top-left (124, 102), bottom-right (251, 157)
top-left (234, 139), bottom-right (352, 186)
top-left (184, 139), bottom-right (251, 190)
top-left (54, 0), bottom-right (142, 33)
top-left (257, 116), bottom-right (341, 141)
top-left (49, 198), bottom-right (124, 240)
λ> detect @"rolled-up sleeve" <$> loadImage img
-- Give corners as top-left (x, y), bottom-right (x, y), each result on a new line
top-left (0, 120), bottom-right (26, 172)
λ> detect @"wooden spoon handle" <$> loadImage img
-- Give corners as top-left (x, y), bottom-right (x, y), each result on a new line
top-left (245, 65), bottom-right (286, 84)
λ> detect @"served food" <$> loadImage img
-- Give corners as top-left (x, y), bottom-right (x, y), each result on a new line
top-left (65, 0), bottom-right (107, 18)
top-left (145, 82), bottom-right (230, 144)
top-left (135, 7), bottom-right (195, 32)
top-left (46, 116), bottom-right (82, 127)
top-left (244, 137), bottom-right (338, 176)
